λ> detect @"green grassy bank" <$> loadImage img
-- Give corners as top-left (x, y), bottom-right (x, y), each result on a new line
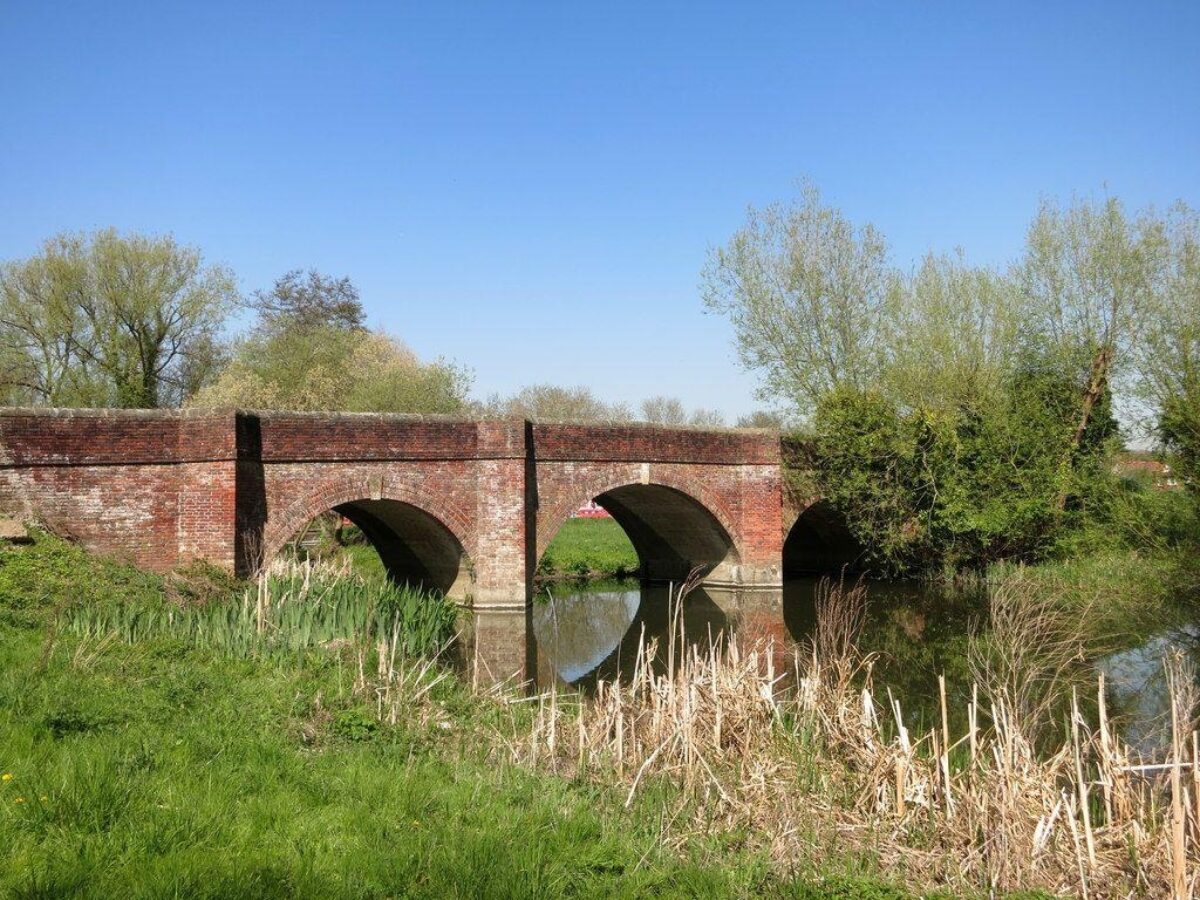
top-left (536, 518), bottom-right (640, 581)
top-left (0, 532), bottom-right (916, 899)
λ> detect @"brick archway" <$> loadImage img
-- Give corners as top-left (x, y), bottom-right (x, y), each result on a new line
top-left (536, 473), bottom-right (744, 583)
top-left (537, 473), bottom-right (742, 562)
top-left (260, 475), bottom-right (477, 595)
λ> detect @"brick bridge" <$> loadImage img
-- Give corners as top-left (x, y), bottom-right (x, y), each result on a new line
top-left (0, 408), bottom-right (860, 678)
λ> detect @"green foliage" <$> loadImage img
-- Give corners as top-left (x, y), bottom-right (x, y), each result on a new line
top-left (0, 229), bottom-right (236, 408)
top-left (1160, 390), bottom-right (1200, 490)
top-left (331, 707), bottom-right (381, 743)
top-left (537, 517), bottom-right (640, 580)
top-left (64, 568), bottom-right (459, 662)
top-left (0, 529), bottom-right (165, 627)
top-left (811, 360), bottom-right (1120, 575)
top-left (190, 326), bottom-right (470, 414)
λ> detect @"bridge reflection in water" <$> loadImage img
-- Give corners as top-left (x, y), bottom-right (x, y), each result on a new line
top-left (464, 580), bottom-right (816, 689)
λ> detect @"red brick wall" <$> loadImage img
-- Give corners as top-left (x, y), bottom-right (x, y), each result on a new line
top-left (0, 410), bottom-right (787, 601)
top-left (0, 409), bottom-right (240, 570)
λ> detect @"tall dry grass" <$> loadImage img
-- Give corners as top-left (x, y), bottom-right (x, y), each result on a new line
top-left (505, 574), bottom-right (1200, 898)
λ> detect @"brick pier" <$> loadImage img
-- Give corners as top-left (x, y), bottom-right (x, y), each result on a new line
top-left (0, 408), bottom-right (804, 679)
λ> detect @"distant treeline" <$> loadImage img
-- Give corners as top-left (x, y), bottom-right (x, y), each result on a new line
top-left (0, 236), bottom-right (774, 426)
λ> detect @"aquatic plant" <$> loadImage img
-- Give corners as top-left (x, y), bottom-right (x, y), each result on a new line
top-left (512, 576), bottom-right (1200, 897)
top-left (62, 558), bottom-right (459, 662)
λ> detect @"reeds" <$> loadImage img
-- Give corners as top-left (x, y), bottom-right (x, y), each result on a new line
top-left (511, 575), bottom-right (1200, 898)
top-left (62, 557), bottom-right (459, 662)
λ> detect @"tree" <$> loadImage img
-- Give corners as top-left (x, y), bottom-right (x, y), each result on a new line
top-left (189, 327), bottom-right (468, 414)
top-left (0, 230), bottom-right (236, 407)
top-left (251, 269), bottom-right (364, 334)
top-left (687, 407), bottom-right (727, 427)
top-left (702, 182), bottom-right (895, 418)
top-left (1019, 196), bottom-right (1163, 509)
top-left (736, 410), bottom-right (785, 429)
top-left (639, 395), bottom-right (688, 425)
top-left (485, 384), bottom-right (631, 422)
top-left (640, 395), bottom-right (726, 427)
top-left (1135, 203), bottom-right (1200, 488)
top-left (884, 251), bottom-right (1026, 411)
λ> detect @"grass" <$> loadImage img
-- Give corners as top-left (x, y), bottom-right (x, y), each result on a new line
top-left (62, 563), bottom-right (458, 661)
top-left (537, 518), bottom-right (640, 581)
top-left (0, 532), bottom-right (915, 898)
top-left (5, 522), bottom-right (1195, 896)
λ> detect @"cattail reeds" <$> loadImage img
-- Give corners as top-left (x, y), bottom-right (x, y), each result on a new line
top-left (508, 576), bottom-right (1200, 897)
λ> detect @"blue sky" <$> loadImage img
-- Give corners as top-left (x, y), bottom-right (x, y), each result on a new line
top-left (2, 2), bottom-right (1197, 419)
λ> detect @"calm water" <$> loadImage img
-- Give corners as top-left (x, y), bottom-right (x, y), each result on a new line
top-left (532, 577), bottom-right (1196, 753)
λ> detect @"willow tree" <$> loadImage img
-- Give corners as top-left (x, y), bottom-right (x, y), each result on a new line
top-left (701, 182), bottom-right (895, 418)
top-left (0, 230), bottom-right (236, 407)
top-left (884, 251), bottom-right (1027, 411)
top-left (1135, 203), bottom-right (1200, 487)
top-left (1019, 197), bottom-right (1164, 509)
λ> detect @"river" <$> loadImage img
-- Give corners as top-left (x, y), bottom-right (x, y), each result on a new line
top-left (531, 577), bottom-right (1197, 754)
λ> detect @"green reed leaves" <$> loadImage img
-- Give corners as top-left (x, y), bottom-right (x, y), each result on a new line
top-left (60, 566), bottom-right (459, 662)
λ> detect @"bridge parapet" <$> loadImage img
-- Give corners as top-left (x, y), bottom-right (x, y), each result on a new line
top-left (0, 408), bottom-right (791, 615)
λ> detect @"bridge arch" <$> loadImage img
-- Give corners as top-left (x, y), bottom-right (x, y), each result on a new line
top-left (260, 476), bottom-right (476, 598)
top-left (537, 475), bottom-right (742, 585)
top-left (782, 498), bottom-right (864, 575)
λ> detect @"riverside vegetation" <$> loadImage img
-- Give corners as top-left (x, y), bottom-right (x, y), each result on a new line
top-left (1, 531), bottom-right (916, 899)
top-left (3, 526), bottom-right (1200, 897)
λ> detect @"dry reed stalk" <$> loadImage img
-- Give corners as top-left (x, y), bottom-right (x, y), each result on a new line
top-left (494, 576), bottom-right (1198, 897)
top-left (1170, 656), bottom-right (1188, 899)
top-left (1192, 731), bottom-right (1200, 850)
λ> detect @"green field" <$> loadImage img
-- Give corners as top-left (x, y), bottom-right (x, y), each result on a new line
top-left (536, 517), bottom-right (639, 580)
top-left (0, 532), bottom-right (912, 899)
top-left (293, 517), bottom-right (640, 584)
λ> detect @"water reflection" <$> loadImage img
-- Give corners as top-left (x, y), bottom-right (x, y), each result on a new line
top-left (1098, 626), bottom-right (1200, 755)
top-left (532, 576), bottom-right (972, 701)
top-left (532, 582), bottom-right (737, 686)
top-left (531, 577), bottom-right (1197, 753)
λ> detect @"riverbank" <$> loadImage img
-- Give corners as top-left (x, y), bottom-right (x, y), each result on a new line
top-left (5, 530), bottom-right (1200, 896)
top-left (536, 517), bottom-right (641, 581)
top-left (0, 532), bottom-right (912, 898)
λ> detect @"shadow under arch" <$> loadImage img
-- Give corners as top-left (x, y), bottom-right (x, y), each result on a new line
top-left (541, 482), bottom-right (741, 585)
top-left (261, 480), bottom-right (476, 599)
top-left (333, 498), bottom-right (473, 598)
top-left (783, 499), bottom-right (864, 577)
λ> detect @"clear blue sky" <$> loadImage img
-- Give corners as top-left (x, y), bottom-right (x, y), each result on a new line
top-left (2, 2), bottom-right (1197, 419)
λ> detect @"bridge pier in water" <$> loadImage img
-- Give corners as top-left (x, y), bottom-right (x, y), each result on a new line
top-left (0, 407), bottom-right (801, 686)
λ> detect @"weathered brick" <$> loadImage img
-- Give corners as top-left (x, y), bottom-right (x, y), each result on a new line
top-left (0, 410), bottom-right (790, 608)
